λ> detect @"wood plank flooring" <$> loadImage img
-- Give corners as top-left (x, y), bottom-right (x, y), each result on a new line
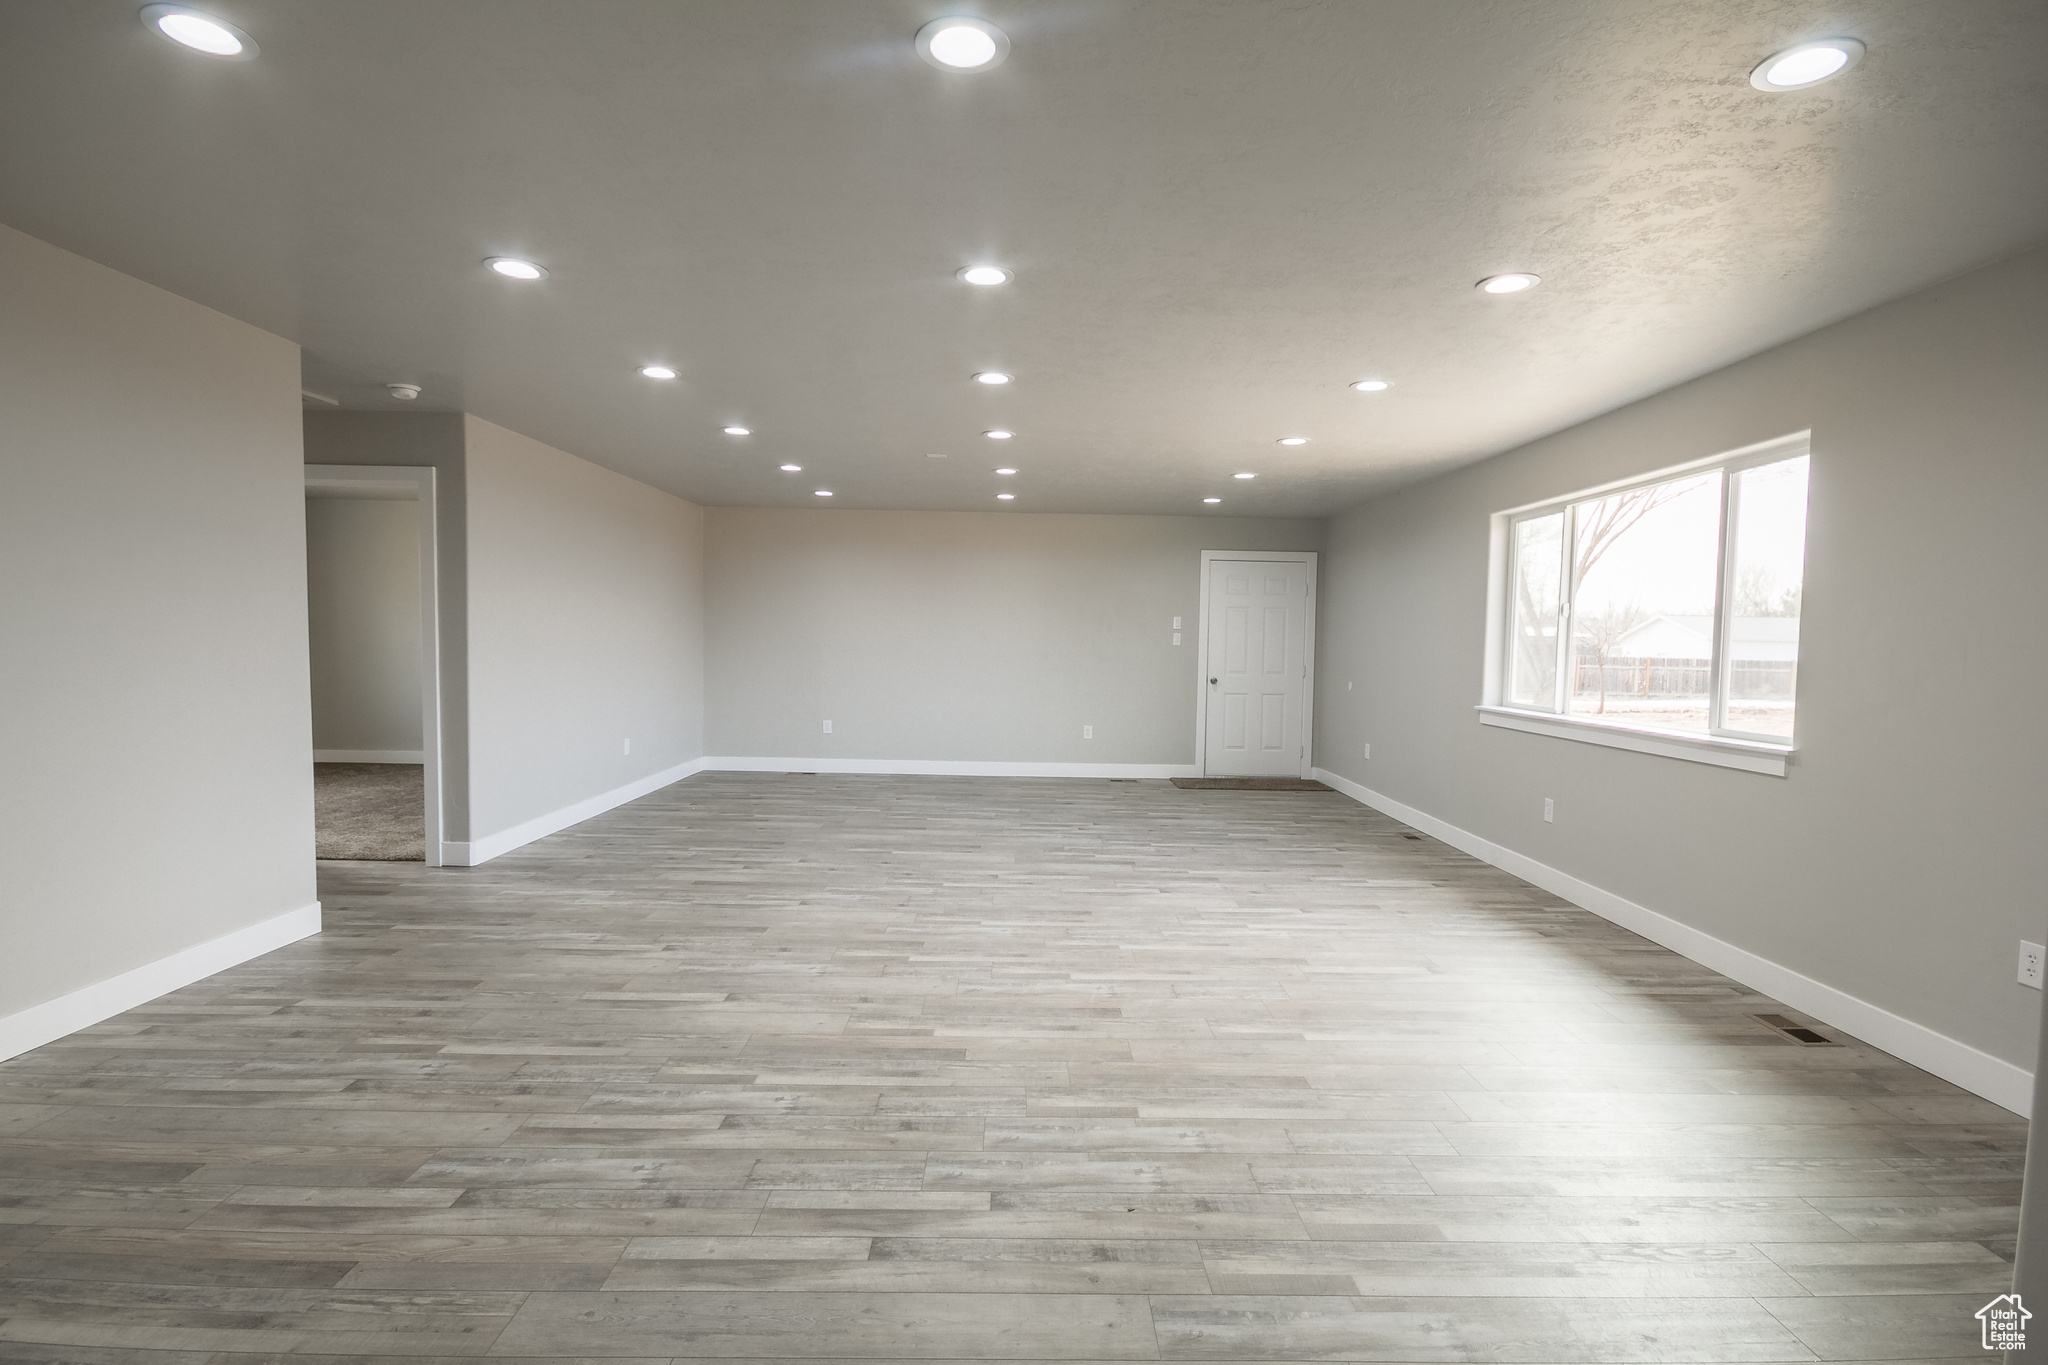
top-left (0, 773), bottom-right (2022, 1362)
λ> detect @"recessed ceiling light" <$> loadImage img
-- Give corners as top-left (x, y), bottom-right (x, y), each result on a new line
top-left (996, 493), bottom-right (1015, 501)
top-left (486, 257), bottom-right (547, 281)
top-left (814, 490), bottom-right (833, 497)
top-left (1477, 272), bottom-right (1540, 294)
top-left (1751, 38), bottom-right (1865, 91)
top-left (974, 371), bottom-right (1012, 385)
top-left (959, 266), bottom-right (1013, 286)
top-left (639, 365), bottom-right (678, 380)
top-left (1351, 379), bottom-right (1391, 392)
top-left (993, 467), bottom-right (1017, 476)
top-left (915, 17), bottom-right (1009, 71)
top-left (779, 464), bottom-right (802, 472)
top-left (141, 4), bottom-right (256, 58)
top-left (723, 426), bottom-right (751, 436)
top-left (984, 429), bottom-right (1014, 440)
top-left (1234, 472), bottom-right (1256, 480)
top-left (1277, 437), bottom-right (1309, 446)
top-left (1203, 497), bottom-right (1222, 504)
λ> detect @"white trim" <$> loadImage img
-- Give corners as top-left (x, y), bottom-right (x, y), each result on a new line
top-left (1476, 706), bottom-right (1790, 776)
top-left (450, 758), bottom-right (713, 866)
top-left (1708, 464), bottom-right (1741, 736)
top-left (313, 749), bottom-right (425, 764)
top-left (305, 464), bottom-right (444, 866)
top-left (1310, 767), bottom-right (2030, 1114)
top-left (701, 757), bottom-right (1198, 780)
top-left (1195, 550), bottom-right (1319, 779)
top-left (0, 903), bottom-right (322, 1063)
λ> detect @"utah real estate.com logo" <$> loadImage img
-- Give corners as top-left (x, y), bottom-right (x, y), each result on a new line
top-left (1981, 1294), bottom-right (2031, 1351)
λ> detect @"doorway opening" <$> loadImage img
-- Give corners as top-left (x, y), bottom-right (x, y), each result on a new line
top-left (304, 465), bottom-right (442, 864)
top-left (1195, 550), bottom-right (1318, 778)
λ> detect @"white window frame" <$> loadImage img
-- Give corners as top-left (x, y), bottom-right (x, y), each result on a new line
top-left (1478, 431), bottom-right (1809, 777)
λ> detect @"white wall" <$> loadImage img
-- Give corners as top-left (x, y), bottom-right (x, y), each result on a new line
top-left (305, 494), bottom-right (422, 756)
top-left (1313, 241), bottom-right (2048, 1103)
top-left (462, 415), bottom-right (706, 854)
top-left (0, 224), bottom-right (317, 1048)
top-left (705, 508), bottom-right (1324, 768)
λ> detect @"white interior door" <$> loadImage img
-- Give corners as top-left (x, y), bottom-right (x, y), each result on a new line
top-left (1203, 557), bottom-right (1310, 776)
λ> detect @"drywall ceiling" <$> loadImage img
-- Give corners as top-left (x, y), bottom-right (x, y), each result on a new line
top-left (3, 1), bottom-right (2045, 516)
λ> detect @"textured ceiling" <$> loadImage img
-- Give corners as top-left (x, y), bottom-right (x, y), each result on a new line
top-left (3, 0), bottom-right (2045, 515)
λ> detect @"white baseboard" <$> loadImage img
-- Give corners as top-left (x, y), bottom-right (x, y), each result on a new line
top-left (1311, 767), bottom-right (2032, 1115)
top-left (701, 757), bottom-right (1199, 780)
top-left (314, 749), bottom-right (425, 763)
top-left (0, 902), bottom-right (322, 1064)
top-left (450, 758), bottom-right (713, 867)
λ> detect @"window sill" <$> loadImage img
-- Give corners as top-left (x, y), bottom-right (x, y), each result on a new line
top-left (1475, 705), bottom-right (1791, 776)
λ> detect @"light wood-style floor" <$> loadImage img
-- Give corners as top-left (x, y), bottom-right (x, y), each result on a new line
top-left (0, 773), bottom-right (2022, 1362)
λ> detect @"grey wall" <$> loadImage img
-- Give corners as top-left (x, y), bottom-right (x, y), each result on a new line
top-left (705, 509), bottom-right (1324, 764)
top-left (302, 411), bottom-right (470, 835)
top-left (305, 495), bottom-right (422, 754)
top-left (463, 415), bottom-right (706, 842)
top-left (0, 223), bottom-right (313, 1019)
top-left (1314, 242), bottom-right (2048, 1072)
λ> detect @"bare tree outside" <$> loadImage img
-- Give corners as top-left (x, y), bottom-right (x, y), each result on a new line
top-left (1567, 482), bottom-right (1693, 716)
top-left (1565, 473), bottom-right (1724, 731)
top-left (1573, 482), bottom-right (1690, 586)
top-left (1736, 564), bottom-right (1801, 617)
top-left (1507, 512), bottom-right (1564, 707)
top-left (1573, 601), bottom-right (1650, 714)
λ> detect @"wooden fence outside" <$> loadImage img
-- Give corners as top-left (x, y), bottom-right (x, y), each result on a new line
top-left (1573, 656), bottom-right (1797, 700)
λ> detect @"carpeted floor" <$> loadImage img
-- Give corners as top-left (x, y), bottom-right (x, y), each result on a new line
top-left (1169, 775), bottom-right (1331, 790)
top-left (312, 762), bottom-right (425, 860)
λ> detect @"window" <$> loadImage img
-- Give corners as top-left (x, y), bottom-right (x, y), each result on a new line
top-left (1494, 436), bottom-right (1809, 750)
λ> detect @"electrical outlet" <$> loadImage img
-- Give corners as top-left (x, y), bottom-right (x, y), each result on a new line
top-left (1172, 632), bottom-right (1181, 645)
top-left (1083, 725), bottom-right (1093, 739)
top-left (822, 719), bottom-right (832, 734)
top-left (1543, 797), bottom-right (1554, 823)
top-left (2021, 942), bottom-right (2045, 989)
top-left (1363, 742), bottom-right (1371, 759)
top-left (623, 738), bottom-right (631, 755)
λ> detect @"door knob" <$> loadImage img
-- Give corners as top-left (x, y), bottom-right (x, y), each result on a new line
top-left (1209, 677), bottom-right (1218, 684)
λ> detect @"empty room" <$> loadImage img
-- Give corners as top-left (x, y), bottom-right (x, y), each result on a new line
top-left (4, 2), bottom-right (2048, 1361)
